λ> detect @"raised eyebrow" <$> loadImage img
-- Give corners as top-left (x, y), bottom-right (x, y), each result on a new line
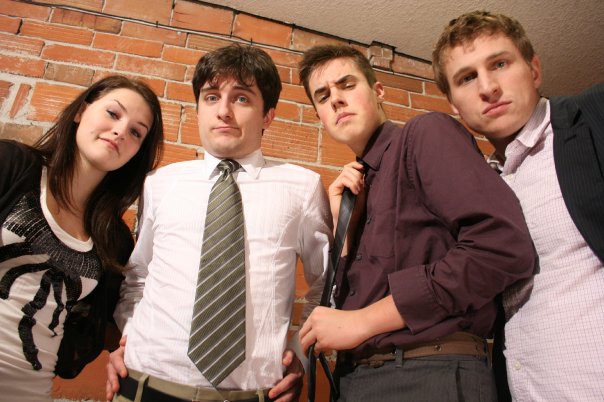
top-left (335, 75), bottom-right (356, 86)
top-left (312, 75), bottom-right (356, 100)
top-left (112, 99), bottom-right (149, 131)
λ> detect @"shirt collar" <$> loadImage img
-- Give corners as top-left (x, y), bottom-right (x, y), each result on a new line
top-left (203, 149), bottom-right (265, 180)
top-left (488, 97), bottom-right (550, 173)
top-left (358, 121), bottom-right (394, 171)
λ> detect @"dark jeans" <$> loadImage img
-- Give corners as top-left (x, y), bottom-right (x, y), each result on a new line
top-left (335, 355), bottom-right (497, 402)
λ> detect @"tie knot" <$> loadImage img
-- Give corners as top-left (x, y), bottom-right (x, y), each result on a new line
top-left (218, 159), bottom-right (240, 175)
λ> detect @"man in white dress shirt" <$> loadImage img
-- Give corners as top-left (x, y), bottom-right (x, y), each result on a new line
top-left (105, 44), bottom-right (332, 402)
top-left (433, 10), bottom-right (604, 402)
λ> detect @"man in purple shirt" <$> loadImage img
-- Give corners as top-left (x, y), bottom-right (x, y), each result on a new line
top-left (297, 45), bottom-right (536, 401)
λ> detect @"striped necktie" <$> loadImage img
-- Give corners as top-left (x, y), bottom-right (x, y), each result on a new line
top-left (188, 159), bottom-right (246, 387)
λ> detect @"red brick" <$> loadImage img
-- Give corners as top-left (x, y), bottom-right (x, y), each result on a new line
top-left (291, 300), bottom-right (304, 327)
top-left (262, 120), bottom-right (318, 162)
top-left (0, 54), bottom-right (45, 77)
top-left (43, 0), bottom-right (102, 11)
top-left (0, 14), bottom-right (20, 34)
top-left (166, 81), bottom-right (194, 104)
top-left (52, 351), bottom-right (108, 401)
top-left (163, 46), bottom-right (203, 66)
top-left (29, 82), bottom-right (82, 122)
top-left (383, 86), bottom-right (410, 106)
top-left (181, 105), bottom-right (200, 146)
top-left (291, 67), bottom-right (302, 85)
top-left (93, 70), bottom-right (166, 98)
top-left (425, 81), bottom-right (446, 97)
top-left (0, 0), bottom-right (50, 20)
top-left (275, 101), bottom-right (300, 122)
top-left (302, 105), bottom-right (320, 125)
top-left (310, 165), bottom-right (340, 193)
top-left (160, 101), bottom-right (181, 142)
top-left (276, 65), bottom-right (291, 84)
top-left (0, 32), bottom-right (44, 56)
top-left (292, 28), bottom-right (347, 51)
top-left (264, 48), bottom-right (301, 68)
top-left (104, 0), bottom-right (172, 26)
top-left (233, 13), bottom-right (292, 48)
top-left (93, 33), bottom-right (163, 57)
top-left (121, 22), bottom-right (186, 47)
top-left (392, 54), bottom-right (434, 80)
top-left (295, 259), bottom-right (308, 298)
top-left (51, 9), bottom-right (120, 33)
top-left (410, 93), bottom-right (454, 114)
top-left (382, 104), bottom-right (424, 124)
top-left (42, 44), bottom-right (115, 68)
top-left (116, 54), bottom-right (186, 81)
top-left (9, 83), bottom-right (31, 118)
top-left (476, 136), bottom-right (495, 156)
top-left (281, 83), bottom-right (311, 105)
top-left (368, 43), bottom-right (393, 59)
top-left (185, 65), bottom-right (195, 82)
top-left (0, 80), bottom-right (12, 109)
top-left (375, 71), bottom-right (423, 93)
top-left (21, 20), bottom-right (93, 46)
top-left (320, 129), bottom-right (356, 167)
top-left (171, 0), bottom-right (232, 34)
top-left (45, 63), bottom-right (94, 86)
top-left (159, 142), bottom-right (198, 167)
top-left (187, 34), bottom-right (232, 53)
top-left (122, 208), bottom-right (137, 232)
top-left (0, 122), bottom-right (44, 144)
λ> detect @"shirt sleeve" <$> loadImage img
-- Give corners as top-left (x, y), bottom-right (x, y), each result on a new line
top-left (298, 175), bottom-right (333, 321)
top-left (388, 113), bottom-right (536, 333)
top-left (113, 176), bottom-right (155, 334)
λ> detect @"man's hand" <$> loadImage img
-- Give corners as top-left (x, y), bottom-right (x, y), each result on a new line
top-left (300, 297), bottom-right (406, 354)
top-left (268, 349), bottom-right (304, 402)
top-left (105, 336), bottom-right (128, 402)
top-left (299, 307), bottom-right (369, 354)
top-left (328, 161), bottom-right (365, 224)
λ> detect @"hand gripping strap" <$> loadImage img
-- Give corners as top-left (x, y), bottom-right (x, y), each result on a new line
top-left (308, 188), bottom-right (356, 402)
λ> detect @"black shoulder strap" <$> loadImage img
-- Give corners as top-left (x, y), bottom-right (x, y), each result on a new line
top-left (308, 188), bottom-right (356, 402)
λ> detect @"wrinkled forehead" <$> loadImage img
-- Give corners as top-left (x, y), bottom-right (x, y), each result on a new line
top-left (205, 72), bottom-right (256, 88)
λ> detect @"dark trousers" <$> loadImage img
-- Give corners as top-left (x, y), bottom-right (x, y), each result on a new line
top-left (335, 355), bottom-right (497, 402)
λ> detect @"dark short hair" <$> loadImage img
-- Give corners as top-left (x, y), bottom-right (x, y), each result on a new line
top-left (192, 44), bottom-right (282, 114)
top-left (34, 75), bottom-right (164, 271)
top-left (432, 10), bottom-right (535, 97)
top-left (299, 45), bottom-right (377, 106)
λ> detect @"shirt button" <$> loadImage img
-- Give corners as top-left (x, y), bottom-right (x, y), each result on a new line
top-left (355, 254), bottom-right (362, 261)
top-left (349, 290), bottom-right (356, 296)
top-left (513, 360), bottom-right (521, 371)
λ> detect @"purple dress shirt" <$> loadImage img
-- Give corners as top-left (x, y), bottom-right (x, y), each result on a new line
top-left (333, 114), bottom-right (536, 353)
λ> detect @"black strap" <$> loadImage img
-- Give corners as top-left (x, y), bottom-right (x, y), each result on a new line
top-left (308, 188), bottom-right (356, 402)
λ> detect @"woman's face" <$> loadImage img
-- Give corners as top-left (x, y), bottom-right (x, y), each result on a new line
top-left (75, 88), bottom-right (153, 176)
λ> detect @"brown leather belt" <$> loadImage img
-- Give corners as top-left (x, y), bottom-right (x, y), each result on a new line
top-left (340, 332), bottom-right (488, 368)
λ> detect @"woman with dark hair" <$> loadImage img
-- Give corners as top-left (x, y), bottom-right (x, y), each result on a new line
top-left (0, 75), bottom-right (164, 400)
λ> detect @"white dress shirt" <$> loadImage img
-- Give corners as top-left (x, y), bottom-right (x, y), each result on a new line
top-left (114, 149), bottom-right (331, 390)
top-left (497, 98), bottom-right (604, 401)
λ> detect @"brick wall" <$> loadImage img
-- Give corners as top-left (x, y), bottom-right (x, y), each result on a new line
top-left (0, 0), bottom-right (495, 400)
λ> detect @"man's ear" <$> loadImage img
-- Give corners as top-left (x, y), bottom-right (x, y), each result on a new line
top-left (374, 81), bottom-right (385, 103)
top-left (262, 108), bottom-right (276, 130)
top-left (450, 102), bottom-right (460, 115)
top-left (530, 55), bottom-right (543, 90)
